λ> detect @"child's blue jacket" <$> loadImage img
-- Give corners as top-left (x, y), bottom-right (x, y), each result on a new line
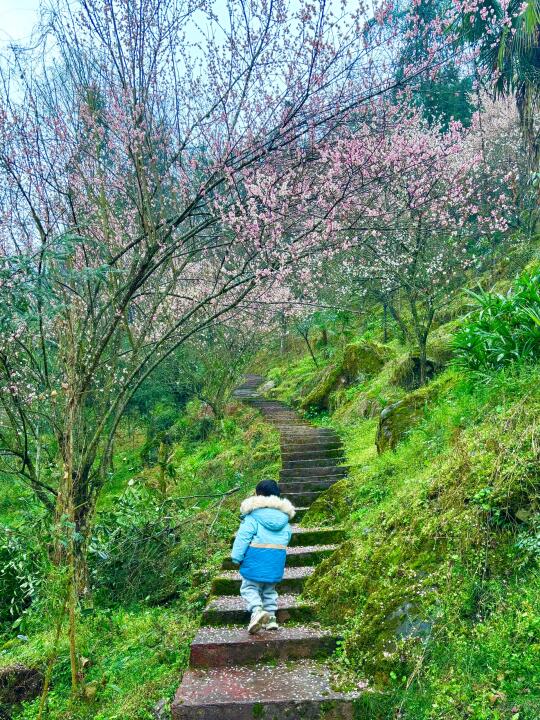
top-left (231, 495), bottom-right (295, 584)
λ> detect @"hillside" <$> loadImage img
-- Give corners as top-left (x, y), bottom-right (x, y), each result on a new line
top-left (2, 256), bottom-right (540, 719)
top-left (252, 260), bottom-right (540, 718)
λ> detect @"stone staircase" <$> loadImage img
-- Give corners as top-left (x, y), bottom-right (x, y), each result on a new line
top-left (172, 374), bottom-right (360, 719)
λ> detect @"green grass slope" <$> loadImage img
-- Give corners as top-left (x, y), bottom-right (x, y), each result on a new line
top-left (260, 285), bottom-right (540, 719)
top-left (0, 402), bottom-right (279, 720)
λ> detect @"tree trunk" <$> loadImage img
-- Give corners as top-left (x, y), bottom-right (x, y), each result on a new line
top-left (418, 336), bottom-right (428, 387)
top-left (301, 332), bottom-right (319, 368)
top-left (279, 311), bottom-right (288, 354)
top-left (321, 327), bottom-right (328, 347)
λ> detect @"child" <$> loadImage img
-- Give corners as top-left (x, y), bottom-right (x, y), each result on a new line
top-left (231, 479), bottom-right (295, 634)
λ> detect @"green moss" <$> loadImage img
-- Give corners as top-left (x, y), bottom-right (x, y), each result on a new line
top-left (303, 363), bottom-right (540, 716)
top-left (302, 479), bottom-right (352, 527)
top-left (301, 342), bottom-right (395, 411)
top-left (376, 373), bottom-right (457, 453)
top-left (252, 702), bottom-right (264, 717)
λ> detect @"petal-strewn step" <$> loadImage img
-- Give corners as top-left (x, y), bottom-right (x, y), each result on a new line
top-left (212, 566), bottom-right (315, 595)
top-left (171, 661), bottom-right (363, 720)
top-left (189, 625), bottom-right (339, 667)
top-left (202, 594), bottom-right (316, 626)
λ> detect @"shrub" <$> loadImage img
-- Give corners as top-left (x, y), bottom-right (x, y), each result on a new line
top-left (88, 485), bottom-right (203, 605)
top-left (454, 269), bottom-right (540, 374)
top-left (0, 526), bottom-right (47, 623)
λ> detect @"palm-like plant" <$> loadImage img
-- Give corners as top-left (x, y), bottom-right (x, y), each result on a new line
top-left (456, 0), bottom-right (540, 169)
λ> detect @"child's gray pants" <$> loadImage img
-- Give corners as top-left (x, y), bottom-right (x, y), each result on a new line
top-left (240, 578), bottom-right (278, 613)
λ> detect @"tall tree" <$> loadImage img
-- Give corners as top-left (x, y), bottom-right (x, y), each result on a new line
top-left (453, 0), bottom-right (540, 169)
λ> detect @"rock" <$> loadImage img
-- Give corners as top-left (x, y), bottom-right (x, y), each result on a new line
top-left (0, 665), bottom-right (44, 705)
top-left (302, 479), bottom-right (352, 526)
top-left (515, 508), bottom-right (533, 523)
top-left (376, 376), bottom-right (455, 453)
top-left (301, 341), bottom-right (394, 411)
top-left (386, 601), bottom-right (433, 641)
top-left (82, 681), bottom-right (99, 701)
top-left (153, 698), bottom-right (169, 720)
top-left (388, 355), bottom-right (437, 391)
top-left (257, 380), bottom-right (275, 395)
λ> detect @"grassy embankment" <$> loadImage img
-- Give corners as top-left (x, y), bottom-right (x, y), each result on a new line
top-left (258, 266), bottom-right (540, 719)
top-left (0, 401), bottom-right (279, 720)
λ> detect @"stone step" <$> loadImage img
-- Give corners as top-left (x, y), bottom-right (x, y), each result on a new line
top-left (283, 490), bottom-right (322, 505)
top-left (274, 424), bottom-right (330, 431)
top-left (254, 408), bottom-right (298, 414)
top-left (280, 465), bottom-right (347, 479)
top-left (294, 506), bottom-right (309, 520)
top-left (282, 446), bottom-right (343, 457)
top-left (280, 479), bottom-right (335, 493)
top-left (282, 490), bottom-right (323, 506)
top-left (221, 544), bottom-right (338, 570)
top-left (212, 566), bottom-right (314, 595)
top-left (280, 434), bottom-right (341, 442)
top-left (283, 428), bottom-right (338, 439)
top-left (282, 458), bottom-right (343, 469)
top-left (281, 447), bottom-right (344, 460)
top-left (171, 661), bottom-right (362, 719)
top-left (290, 526), bottom-right (346, 546)
top-left (189, 626), bottom-right (339, 668)
top-left (202, 594), bottom-right (316, 627)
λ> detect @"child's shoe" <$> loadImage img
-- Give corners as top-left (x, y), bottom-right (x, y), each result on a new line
top-left (248, 608), bottom-right (271, 635)
top-left (263, 614), bottom-right (279, 631)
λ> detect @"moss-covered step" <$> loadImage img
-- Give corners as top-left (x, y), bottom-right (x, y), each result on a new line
top-left (189, 626), bottom-right (339, 667)
top-left (290, 526), bottom-right (347, 546)
top-left (212, 566), bottom-right (315, 595)
top-left (171, 661), bottom-right (363, 719)
top-left (202, 594), bottom-right (316, 627)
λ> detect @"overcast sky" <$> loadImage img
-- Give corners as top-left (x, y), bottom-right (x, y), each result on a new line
top-left (0, 0), bottom-right (43, 48)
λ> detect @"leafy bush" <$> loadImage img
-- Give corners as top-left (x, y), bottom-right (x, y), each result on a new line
top-left (88, 485), bottom-right (202, 605)
top-left (0, 526), bottom-right (47, 623)
top-left (454, 269), bottom-right (540, 373)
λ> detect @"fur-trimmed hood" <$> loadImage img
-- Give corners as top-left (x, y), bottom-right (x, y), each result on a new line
top-left (240, 494), bottom-right (296, 521)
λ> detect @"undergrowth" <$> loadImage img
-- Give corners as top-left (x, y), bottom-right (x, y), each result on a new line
top-left (0, 402), bottom-right (279, 720)
top-left (264, 281), bottom-right (540, 719)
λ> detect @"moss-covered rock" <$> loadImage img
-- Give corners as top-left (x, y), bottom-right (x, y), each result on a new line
top-left (302, 478), bottom-right (352, 526)
top-left (301, 342), bottom-right (394, 411)
top-left (387, 355), bottom-right (437, 391)
top-left (376, 375), bottom-right (455, 454)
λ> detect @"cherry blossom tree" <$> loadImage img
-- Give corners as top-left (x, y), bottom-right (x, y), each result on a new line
top-left (329, 108), bottom-right (519, 383)
top-left (0, 0), bottom-right (500, 693)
